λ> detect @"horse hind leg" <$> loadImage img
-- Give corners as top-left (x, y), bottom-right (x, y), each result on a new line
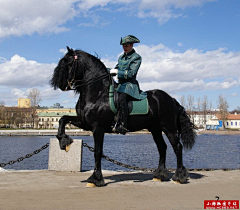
top-left (166, 132), bottom-right (188, 183)
top-left (150, 129), bottom-right (169, 181)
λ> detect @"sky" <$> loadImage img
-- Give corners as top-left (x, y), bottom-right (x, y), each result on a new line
top-left (0, 0), bottom-right (239, 111)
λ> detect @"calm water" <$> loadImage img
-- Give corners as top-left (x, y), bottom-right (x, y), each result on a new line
top-left (0, 134), bottom-right (239, 171)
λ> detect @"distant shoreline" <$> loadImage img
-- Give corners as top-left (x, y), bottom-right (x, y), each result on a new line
top-left (0, 129), bottom-right (151, 136)
top-left (199, 130), bottom-right (240, 135)
top-left (0, 129), bottom-right (239, 136)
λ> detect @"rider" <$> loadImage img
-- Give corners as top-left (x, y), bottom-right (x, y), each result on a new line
top-left (110, 35), bottom-right (147, 134)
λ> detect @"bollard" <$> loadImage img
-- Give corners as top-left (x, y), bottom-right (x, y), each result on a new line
top-left (48, 138), bottom-right (83, 172)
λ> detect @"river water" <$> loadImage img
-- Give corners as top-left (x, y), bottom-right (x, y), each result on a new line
top-left (0, 134), bottom-right (239, 171)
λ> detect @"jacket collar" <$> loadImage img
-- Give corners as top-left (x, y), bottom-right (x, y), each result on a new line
top-left (122, 49), bottom-right (135, 58)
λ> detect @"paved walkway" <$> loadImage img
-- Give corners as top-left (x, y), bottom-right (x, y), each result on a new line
top-left (0, 169), bottom-right (239, 210)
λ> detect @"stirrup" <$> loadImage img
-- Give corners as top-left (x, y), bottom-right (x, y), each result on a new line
top-left (112, 123), bottom-right (129, 135)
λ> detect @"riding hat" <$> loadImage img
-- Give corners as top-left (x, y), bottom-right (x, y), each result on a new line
top-left (120, 35), bottom-right (140, 45)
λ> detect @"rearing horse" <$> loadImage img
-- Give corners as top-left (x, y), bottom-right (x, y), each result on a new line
top-left (50, 47), bottom-right (196, 187)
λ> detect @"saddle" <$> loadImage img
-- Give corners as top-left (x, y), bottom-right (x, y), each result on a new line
top-left (109, 84), bottom-right (149, 115)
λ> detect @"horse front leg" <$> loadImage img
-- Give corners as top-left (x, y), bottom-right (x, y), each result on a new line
top-left (87, 126), bottom-right (105, 187)
top-left (56, 116), bottom-right (82, 151)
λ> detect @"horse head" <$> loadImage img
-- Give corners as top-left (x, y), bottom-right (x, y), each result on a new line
top-left (50, 46), bottom-right (81, 91)
top-left (50, 47), bottom-right (110, 92)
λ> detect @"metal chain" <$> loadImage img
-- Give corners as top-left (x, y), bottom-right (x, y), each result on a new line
top-left (82, 142), bottom-right (156, 172)
top-left (0, 143), bottom-right (49, 167)
top-left (1, 141), bottom-right (239, 172)
top-left (82, 142), bottom-right (240, 172)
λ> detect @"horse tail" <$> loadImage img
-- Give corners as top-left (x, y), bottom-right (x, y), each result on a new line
top-left (175, 100), bottom-right (197, 150)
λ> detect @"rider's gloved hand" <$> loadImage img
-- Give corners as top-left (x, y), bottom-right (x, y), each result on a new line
top-left (110, 69), bottom-right (118, 76)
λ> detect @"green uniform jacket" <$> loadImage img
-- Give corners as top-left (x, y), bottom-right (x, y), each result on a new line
top-left (115, 49), bottom-right (147, 100)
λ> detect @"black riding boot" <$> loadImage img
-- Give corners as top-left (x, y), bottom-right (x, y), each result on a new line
top-left (113, 102), bottom-right (129, 135)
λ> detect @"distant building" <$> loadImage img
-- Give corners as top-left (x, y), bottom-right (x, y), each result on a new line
top-left (190, 111), bottom-right (240, 130)
top-left (18, 98), bottom-right (31, 108)
top-left (36, 106), bottom-right (77, 129)
top-left (38, 112), bottom-right (77, 129)
top-left (0, 107), bottom-right (33, 128)
top-left (214, 113), bottom-right (240, 130)
top-left (188, 111), bottom-right (218, 129)
top-left (50, 103), bottom-right (64, 109)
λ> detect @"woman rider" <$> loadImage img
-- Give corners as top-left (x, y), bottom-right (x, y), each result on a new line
top-left (110, 35), bottom-right (147, 134)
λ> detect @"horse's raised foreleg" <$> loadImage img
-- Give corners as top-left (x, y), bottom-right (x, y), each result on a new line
top-left (56, 116), bottom-right (82, 151)
top-left (150, 129), bottom-right (169, 181)
top-left (87, 126), bottom-right (105, 187)
top-left (166, 132), bottom-right (188, 183)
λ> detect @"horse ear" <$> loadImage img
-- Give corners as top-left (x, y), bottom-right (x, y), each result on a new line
top-left (66, 46), bottom-right (74, 55)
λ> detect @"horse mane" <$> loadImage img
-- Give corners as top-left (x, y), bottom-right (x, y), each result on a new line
top-left (50, 49), bottom-right (109, 91)
top-left (75, 50), bottom-right (107, 71)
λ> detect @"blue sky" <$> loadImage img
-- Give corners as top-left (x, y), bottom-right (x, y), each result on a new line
top-left (0, 0), bottom-right (239, 111)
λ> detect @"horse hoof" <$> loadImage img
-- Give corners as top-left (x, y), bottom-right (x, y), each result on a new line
top-left (65, 144), bottom-right (71, 152)
top-left (153, 178), bottom-right (162, 182)
top-left (173, 180), bottom-right (181, 184)
top-left (86, 183), bottom-right (96, 188)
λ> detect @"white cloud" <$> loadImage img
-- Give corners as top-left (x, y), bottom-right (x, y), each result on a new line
top-left (0, 0), bottom-right (217, 38)
top-left (0, 0), bottom-right (78, 38)
top-left (11, 88), bottom-right (26, 98)
top-left (0, 53), bottom-right (80, 106)
top-left (77, 0), bottom-right (217, 25)
top-left (134, 44), bottom-right (240, 93)
top-left (231, 93), bottom-right (238, 97)
top-left (0, 54), bottom-right (55, 87)
top-left (59, 49), bottom-right (67, 55)
top-left (177, 42), bottom-right (183, 47)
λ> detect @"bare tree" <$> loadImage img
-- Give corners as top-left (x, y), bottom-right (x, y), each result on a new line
top-left (186, 95), bottom-right (195, 121)
top-left (28, 88), bottom-right (42, 128)
top-left (28, 88), bottom-right (41, 108)
top-left (0, 101), bottom-right (5, 127)
top-left (180, 95), bottom-right (186, 109)
top-left (196, 97), bottom-right (201, 112)
top-left (201, 95), bottom-right (208, 127)
top-left (217, 94), bottom-right (229, 129)
top-left (209, 100), bottom-right (212, 111)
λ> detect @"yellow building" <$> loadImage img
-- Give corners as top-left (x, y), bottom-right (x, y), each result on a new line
top-left (18, 98), bottom-right (31, 108)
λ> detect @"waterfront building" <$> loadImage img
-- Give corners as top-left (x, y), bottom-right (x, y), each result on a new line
top-left (37, 112), bottom-right (77, 129)
top-left (189, 111), bottom-right (240, 130)
top-left (0, 107), bottom-right (33, 128)
top-left (215, 113), bottom-right (240, 130)
top-left (188, 111), bottom-right (218, 129)
top-left (36, 104), bottom-right (77, 129)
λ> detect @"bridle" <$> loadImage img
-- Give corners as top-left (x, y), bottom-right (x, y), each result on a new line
top-left (65, 54), bottom-right (111, 91)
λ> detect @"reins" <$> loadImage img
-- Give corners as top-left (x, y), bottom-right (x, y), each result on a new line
top-left (65, 54), bottom-right (111, 91)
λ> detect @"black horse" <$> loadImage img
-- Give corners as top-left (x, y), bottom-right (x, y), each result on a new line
top-left (50, 47), bottom-right (196, 187)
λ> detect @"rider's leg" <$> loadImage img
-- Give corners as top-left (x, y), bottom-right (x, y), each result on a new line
top-left (114, 92), bottom-right (129, 134)
top-left (119, 92), bottom-right (128, 128)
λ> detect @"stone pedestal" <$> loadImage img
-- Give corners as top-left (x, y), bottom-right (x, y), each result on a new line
top-left (48, 138), bottom-right (82, 172)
